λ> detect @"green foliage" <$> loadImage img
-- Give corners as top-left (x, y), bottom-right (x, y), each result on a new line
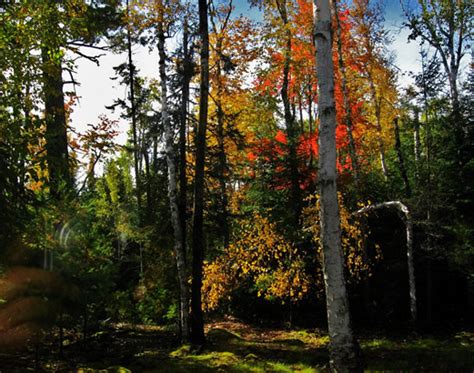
top-left (137, 286), bottom-right (178, 325)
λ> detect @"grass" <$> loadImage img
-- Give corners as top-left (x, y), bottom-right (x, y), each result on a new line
top-left (154, 322), bottom-right (473, 372)
top-left (1, 320), bottom-right (473, 372)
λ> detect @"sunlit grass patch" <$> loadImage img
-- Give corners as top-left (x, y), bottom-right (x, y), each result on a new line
top-left (274, 330), bottom-right (330, 347)
top-left (168, 348), bottom-right (319, 373)
top-left (77, 367), bottom-right (131, 373)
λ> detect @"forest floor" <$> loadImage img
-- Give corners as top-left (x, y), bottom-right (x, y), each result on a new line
top-left (1, 318), bottom-right (473, 372)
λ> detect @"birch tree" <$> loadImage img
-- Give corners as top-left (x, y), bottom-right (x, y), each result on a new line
top-left (313, 0), bottom-right (362, 371)
top-left (155, 0), bottom-right (190, 342)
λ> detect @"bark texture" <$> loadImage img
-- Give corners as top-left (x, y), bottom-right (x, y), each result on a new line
top-left (157, 13), bottom-right (190, 342)
top-left (179, 16), bottom-right (192, 257)
top-left (313, 1), bottom-right (362, 371)
top-left (42, 47), bottom-right (70, 199)
top-left (190, 0), bottom-right (209, 346)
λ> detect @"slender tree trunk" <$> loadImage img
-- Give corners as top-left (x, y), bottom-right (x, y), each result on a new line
top-left (298, 92), bottom-right (304, 133)
top-left (278, 0), bottom-right (301, 225)
top-left (215, 37), bottom-right (230, 248)
top-left (393, 118), bottom-right (411, 197)
top-left (334, 1), bottom-right (360, 185)
top-left (190, 0), bottom-right (209, 346)
top-left (368, 77), bottom-right (388, 179)
top-left (313, 1), bottom-right (362, 371)
top-left (413, 107), bottom-right (421, 179)
top-left (307, 89), bottom-right (314, 167)
top-left (126, 0), bottom-right (142, 221)
top-left (157, 13), bottom-right (190, 342)
top-left (179, 16), bottom-right (192, 259)
top-left (334, 3), bottom-right (375, 315)
top-left (143, 148), bottom-right (153, 220)
top-left (307, 90), bottom-right (313, 134)
top-left (216, 96), bottom-right (230, 248)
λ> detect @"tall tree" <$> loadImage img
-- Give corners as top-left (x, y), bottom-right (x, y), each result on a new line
top-left (275, 0), bottom-right (303, 224)
top-left (351, 0), bottom-right (396, 179)
top-left (402, 0), bottom-right (472, 117)
top-left (41, 1), bottom-right (72, 199)
top-left (313, 0), bottom-right (362, 371)
top-left (125, 0), bottom-right (143, 221)
top-left (333, 1), bottom-right (360, 186)
top-left (156, 0), bottom-right (190, 342)
top-left (209, 0), bottom-right (233, 248)
top-left (190, 0), bottom-right (210, 346)
top-left (40, 0), bottom-right (120, 198)
top-left (178, 11), bottom-right (194, 258)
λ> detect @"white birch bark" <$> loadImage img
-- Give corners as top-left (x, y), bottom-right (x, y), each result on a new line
top-left (157, 10), bottom-right (190, 342)
top-left (313, 1), bottom-right (361, 371)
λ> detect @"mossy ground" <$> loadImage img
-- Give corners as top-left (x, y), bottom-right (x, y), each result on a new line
top-left (1, 320), bottom-right (473, 372)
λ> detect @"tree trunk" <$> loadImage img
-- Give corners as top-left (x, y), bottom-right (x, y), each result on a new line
top-left (298, 92), bottom-right (304, 133)
top-left (393, 118), bottom-right (411, 197)
top-left (334, 1), bottom-right (360, 185)
top-left (190, 0), bottom-right (209, 346)
top-left (179, 16), bottom-right (192, 259)
top-left (216, 92), bottom-right (230, 248)
top-left (126, 0), bottom-right (142, 222)
top-left (278, 0), bottom-right (301, 225)
top-left (413, 107), bottom-right (421, 179)
top-left (143, 148), bottom-right (153, 220)
top-left (214, 34), bottom-right (230, 248)
top-left (42, 46), bottom-right (70, 199)
top-left (307, 89), bottom-right (314, 167)
top-left (313, 1), bottom-right (362, 371)
top-left (368, 77), bottom-right (388, 179)
top-left (157, 12), bottom-right (190, 343)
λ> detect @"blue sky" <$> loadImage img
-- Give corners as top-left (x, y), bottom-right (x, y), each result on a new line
top-left (70, 0), bottom-right (421, 154)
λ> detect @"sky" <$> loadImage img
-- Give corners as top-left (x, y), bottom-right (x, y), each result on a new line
top-left (69, 0), bottom-right (422, 149)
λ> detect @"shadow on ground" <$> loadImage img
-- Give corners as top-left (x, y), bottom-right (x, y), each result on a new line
top-left (0, 320), bottom-right (473, 372)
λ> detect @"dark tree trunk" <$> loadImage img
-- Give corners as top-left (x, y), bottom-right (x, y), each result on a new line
top-left (42, 47), bottom-right (70, 199)
top-left (215, 34), bottom-right (230, 248)
top-left (179, 17), bottom-right (192, 258)
top-left (190, 0), bottom-right (209, 346)
top-left (126, 0), bottom-right (142, 222)
top-left (216, 92), bottom-right (230, 248)
top-left (334, 2), bottom-right (360, 185)
top-left (143, 148), bottom-right (153, 220)
top-left (393, 118), bottom-right (411, 197)
top-left (298, 92), bottom-right (304, 133)
top-left (278, 0), bottom-right (301, 226)
top-left (307, 89), bottom-right (314, 168)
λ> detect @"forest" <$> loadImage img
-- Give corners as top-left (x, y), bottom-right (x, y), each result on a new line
top-left (0, 0), bottom-right (473, 371)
